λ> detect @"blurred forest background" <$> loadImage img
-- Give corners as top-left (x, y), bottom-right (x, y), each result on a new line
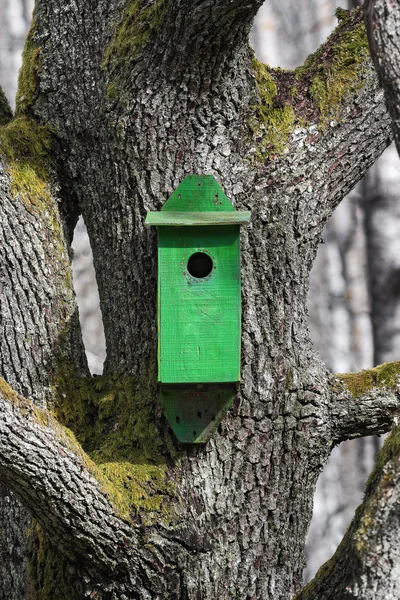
top-left (1, 0), bottom-right (400, 582)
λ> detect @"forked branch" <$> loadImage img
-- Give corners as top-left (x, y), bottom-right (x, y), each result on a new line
top-left (295, 427), bottom-right (400, 600)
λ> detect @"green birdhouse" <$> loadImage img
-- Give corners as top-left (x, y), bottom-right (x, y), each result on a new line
top-left (146, 175), bottom-right (250, 443)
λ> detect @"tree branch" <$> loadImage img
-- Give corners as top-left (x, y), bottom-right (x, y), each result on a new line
top-left (365, 0), bottom-right (400, 155)
top-left (0, 378), bottom-right (138, 575)
top-left (329, 362), bottom-right (400, 444)
top-left (295, 427), bottom-right (400, 600)
top-left (174, 0), bottom-right (266, 41)
top-left (249, 7), bottom-right (392, 225)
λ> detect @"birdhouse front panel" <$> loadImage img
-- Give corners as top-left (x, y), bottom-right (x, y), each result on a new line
top-left (158, 225), bottom-right (241, 384)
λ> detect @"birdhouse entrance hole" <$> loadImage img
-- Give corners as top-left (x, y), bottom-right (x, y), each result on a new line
top-left (187, 252), bottom-right (213, 278)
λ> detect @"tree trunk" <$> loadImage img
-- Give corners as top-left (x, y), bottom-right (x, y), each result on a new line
top-left (0, 3), bottom-right (399, 598)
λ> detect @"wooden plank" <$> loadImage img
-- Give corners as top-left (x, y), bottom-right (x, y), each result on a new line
top-left (158, 226), bottom-right (241, 384)
top-left (146, 211), bottom-right (251, 226)
top-left (161, 175), bottom-right (235, 213)
top-left (160, 384), bottom-right (237, 443)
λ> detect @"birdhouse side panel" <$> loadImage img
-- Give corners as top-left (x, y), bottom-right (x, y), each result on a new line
top-left (158, 226), bottom-right (241, 383)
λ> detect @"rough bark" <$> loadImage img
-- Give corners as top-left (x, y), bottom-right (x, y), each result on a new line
top-left (0, 2), bottom-right (398, 599)
top-left (365, 0), bottom-right (400, 153)
top-left (295, 426), bottom-right (400, 600)
top-left (294, 3), bottom-right (400, 597)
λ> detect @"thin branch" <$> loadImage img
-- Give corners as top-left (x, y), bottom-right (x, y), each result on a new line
top-left (294, 427), bottom-right (400, 600)
top-left (330, 361), bottom-right (400, 444)
top-left (0, 379), bottom-right (138, 575)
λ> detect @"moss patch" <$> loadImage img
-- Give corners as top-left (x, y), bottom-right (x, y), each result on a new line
top-left (53, 360), bottom-right (179, 525)
top-left (338, 361), bottom-right (400, 398)
top-left (103, 0), bottom-right (169, 74)
top-left (0, 116), bottom-right (52, 205)
top-left (0, 115), bottom-right (66, 266)
top-left (248, 58), bottom-right (297, 160)
top-left (26, 523), bottom-right (82, 600)
top-left (354, 426), bottom-right (400, 553)
top-left (0, 87), bottom-right (12, 126)
top-left (16, 13), bottom-right (41, 115)
top-left (249, 8), bottom-right (371, 162)
top-left (0, 377), bottom-right (19, 403)
top-left (295, 7), bottom-right (369, 125)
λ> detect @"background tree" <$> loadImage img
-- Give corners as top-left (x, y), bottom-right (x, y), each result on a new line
top-left (0, 1), bottom-right (399, 598)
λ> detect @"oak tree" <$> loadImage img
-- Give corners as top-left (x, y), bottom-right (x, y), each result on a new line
top-left (0, 2), bottom-right (399, 598)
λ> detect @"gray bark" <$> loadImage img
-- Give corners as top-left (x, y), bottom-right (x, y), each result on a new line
top-left (0, 2), bottom-right (398, 598)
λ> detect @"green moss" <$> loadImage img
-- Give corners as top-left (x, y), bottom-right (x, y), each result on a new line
top-left (103, 0), bottom-right (169, 74)
top-left (0, 87), bottom-right (12, 126)
top-left (338, 361), bottom-right (400, 398)
top-left (16, 13), bottom-right (41, 115)
top-left (26, 524), bottom-right (79, 600)
top-left (295, 7), bottom-right (369, 125)
top-left (0, 377), bottom-right (55, 429)
top-left (0, 377), bottom-right (19, 402)
top-left (105, 82), bottom-right (119, 101)
top-left (366, 426), bottom-right (400, 489)
top-left (249, 58), bottom-right (297, 161)
top-left (335, 7), bottom-right (352, 26)
top-left (0, 115), bottom-right (73, 304)
top-left (0, 116), bottom-right (52, 203)
top-left (52, 359), bottom-right (179, 525)
top-left (0, 115), bottom-right (65, 256)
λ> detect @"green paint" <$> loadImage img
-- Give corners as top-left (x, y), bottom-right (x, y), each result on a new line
top-left (148, 175), bottom-right (245, 385)
top-left (146, 211), bottom-right (250, 226)
top-left (146, 176), bottom-right (248, 442)
top-left (160, 174), bottom-right (235, 212)
top-left (160, 384), bottom-right (236, 443)
top-left (158, 225), bottom-right (241, 383)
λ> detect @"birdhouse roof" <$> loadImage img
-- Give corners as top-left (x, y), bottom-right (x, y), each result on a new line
top-left (145, 175), bottom-right (251, 226)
